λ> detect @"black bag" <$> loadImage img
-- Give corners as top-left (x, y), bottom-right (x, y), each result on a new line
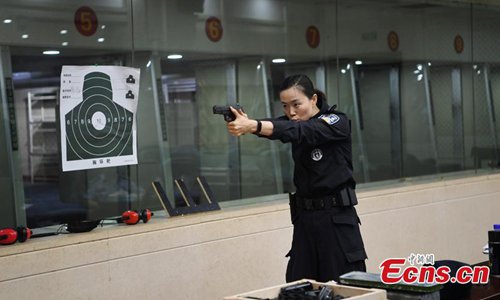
top-left (66, 220), bottom-right (101, 233)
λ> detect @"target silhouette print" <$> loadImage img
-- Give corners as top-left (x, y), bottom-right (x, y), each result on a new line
top-left (65, 72), bottom-right (133, 160)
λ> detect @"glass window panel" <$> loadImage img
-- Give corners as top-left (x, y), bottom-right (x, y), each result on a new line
top-left (429, 64), bottom-right (465, 172)
top-left (3, 0), bottom-right (152, 228)
top-left (472, 5), bottom-right (500, 169)
top-left (2, 0), bottom-right (500, 229)
top-left (0, 49), bottom-right (18, 228)
top-left (357, 65), bottom-right (399, 181)
top-left (237, 58), bottom-right (282, 198)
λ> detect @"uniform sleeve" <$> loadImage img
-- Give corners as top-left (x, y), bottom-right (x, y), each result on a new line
top-left (266, 113), bottom-right (350, 145)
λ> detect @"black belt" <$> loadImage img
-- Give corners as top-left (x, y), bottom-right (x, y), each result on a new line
top-left (295, 195), bottom-right (340, 210)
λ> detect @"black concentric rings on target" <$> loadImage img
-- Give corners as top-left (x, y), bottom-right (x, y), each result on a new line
top-left (65, 72), bottom-right (133, 160)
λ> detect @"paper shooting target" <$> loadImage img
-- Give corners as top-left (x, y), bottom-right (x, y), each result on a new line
top-left (60, 66), bottom-right (140, 172)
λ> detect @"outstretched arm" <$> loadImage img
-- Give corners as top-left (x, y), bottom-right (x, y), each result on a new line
top-left (227, 105), bottom-right (350, 145)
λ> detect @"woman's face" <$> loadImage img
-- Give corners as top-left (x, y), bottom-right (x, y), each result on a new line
top-left (280, 86), bottom-right (318, 121)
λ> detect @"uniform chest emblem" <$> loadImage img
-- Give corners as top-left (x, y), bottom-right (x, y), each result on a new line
top-left (311, 149), bottom-right (323, 161)
top-left (319, 113), bottom-right (340, 125)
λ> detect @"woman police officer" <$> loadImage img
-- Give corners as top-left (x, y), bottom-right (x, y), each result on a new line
top-left (226, 74), bottom-right (367, 282)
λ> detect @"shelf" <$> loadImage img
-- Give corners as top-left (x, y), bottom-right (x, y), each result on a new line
top-left (27, 90), bottom-right (60, 183)
top-left (29, 120), bottom-right (56, 124)
top-left (29, 127), bottom-right (56, 132)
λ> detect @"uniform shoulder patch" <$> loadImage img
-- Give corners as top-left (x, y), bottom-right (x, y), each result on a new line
top-left (319, 113), bottom-right (340, 125)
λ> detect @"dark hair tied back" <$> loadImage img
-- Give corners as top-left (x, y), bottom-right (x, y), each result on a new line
top-left (280, 74), bottom-right (326, 104)
top-left (313, 89), bottom-right (327, 105)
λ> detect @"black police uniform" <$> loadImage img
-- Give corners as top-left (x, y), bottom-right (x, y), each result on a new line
top-left (261, 97), bottom-right (367, 283)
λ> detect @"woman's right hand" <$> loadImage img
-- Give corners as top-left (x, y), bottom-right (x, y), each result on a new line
top-left (226, 106), bottom-right (255, 137)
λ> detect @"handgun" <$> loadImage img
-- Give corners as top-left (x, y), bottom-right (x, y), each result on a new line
top-left (280, 281), bottom-right (313, 293)
top-left (212, 104), bottom-right (243, 122)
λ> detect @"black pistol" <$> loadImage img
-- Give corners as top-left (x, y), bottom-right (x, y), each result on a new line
top-left (213, 104), bottom-right (242, 122)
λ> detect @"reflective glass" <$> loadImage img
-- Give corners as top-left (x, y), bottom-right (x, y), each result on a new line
top-left (0, 0), bottom-right (499, 228)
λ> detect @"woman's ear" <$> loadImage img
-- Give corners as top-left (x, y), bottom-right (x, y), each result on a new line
top-left (311, 93), bottom-right (318, 107)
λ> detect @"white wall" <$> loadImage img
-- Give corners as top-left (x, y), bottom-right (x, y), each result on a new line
top-left (1, 173), bottom-right (499, 300)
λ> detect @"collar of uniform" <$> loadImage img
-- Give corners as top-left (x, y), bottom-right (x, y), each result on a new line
top-left (311, 97), bottom-right (330, 119)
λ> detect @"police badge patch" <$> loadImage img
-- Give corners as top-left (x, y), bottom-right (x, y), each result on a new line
top-left (319, 113), bottom-right (340, 125)
top-left (311, 149), bottom-right (323, 161)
